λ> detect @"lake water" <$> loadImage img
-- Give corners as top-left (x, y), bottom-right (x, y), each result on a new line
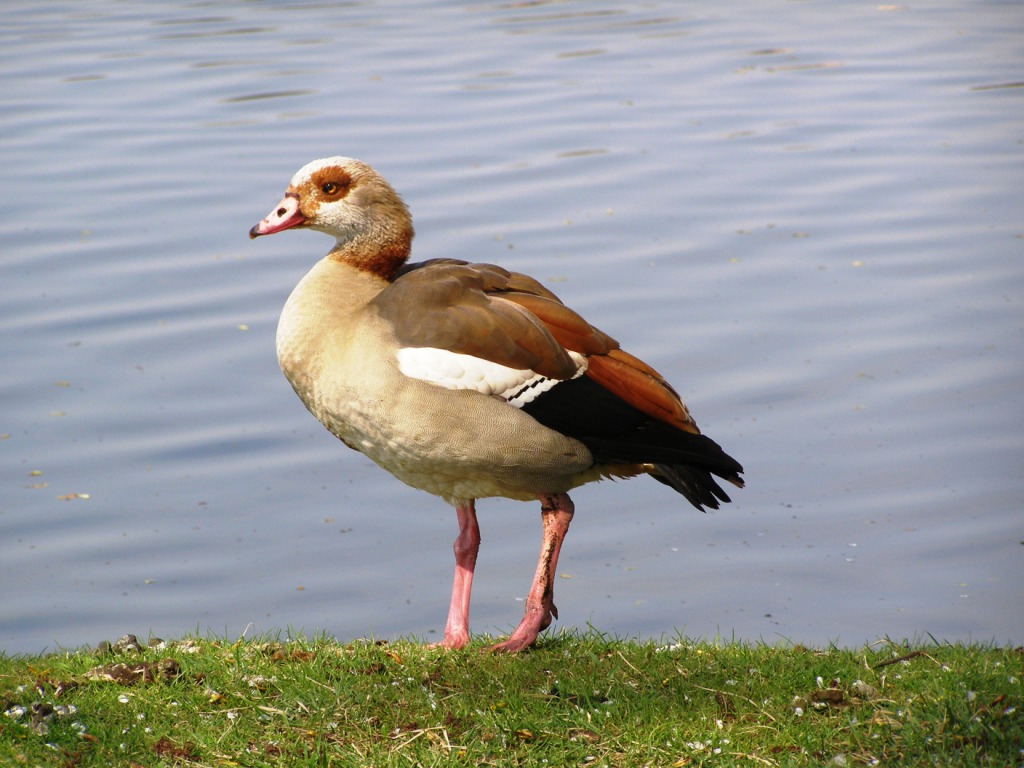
top-left (2, 1), bottom-right (1021, 655)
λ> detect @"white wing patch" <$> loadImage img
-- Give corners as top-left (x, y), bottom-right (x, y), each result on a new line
top-left (396, 347), bottom-right (587, 407)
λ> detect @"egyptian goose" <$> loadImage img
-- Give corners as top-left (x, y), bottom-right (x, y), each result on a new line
top-left (250, 157), bottom-right (743, 652)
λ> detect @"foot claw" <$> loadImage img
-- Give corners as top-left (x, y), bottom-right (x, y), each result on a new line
top-left (486, 636), bottom-right (535, 654)
top-left (427, 632), bottom-right (469, 650)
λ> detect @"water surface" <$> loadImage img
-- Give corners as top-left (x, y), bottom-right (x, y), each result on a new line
top-left (1, 1), bottom-right (1021, 654)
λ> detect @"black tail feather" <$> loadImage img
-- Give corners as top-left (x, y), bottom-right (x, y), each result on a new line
top-left (649, 464), bottom-right (734, 512)
top-left (520, 373), bottom-right (743, 511)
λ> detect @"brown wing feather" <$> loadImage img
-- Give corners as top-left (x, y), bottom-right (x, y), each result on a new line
top-left (375, 260), bottom-right (578, 378)
top-left (498, 292), bottom-right (617, 356)
top-left (384, 259), bottom-right (701, 435)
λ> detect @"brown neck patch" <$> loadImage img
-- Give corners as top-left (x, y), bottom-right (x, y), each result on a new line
top-left (329, 223), bottom-right (414, 283)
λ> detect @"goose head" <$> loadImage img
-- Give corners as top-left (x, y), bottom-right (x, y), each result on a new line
top-left (249, 156), bottom-right (415, 274)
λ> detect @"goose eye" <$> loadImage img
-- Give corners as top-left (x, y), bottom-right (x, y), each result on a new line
top-left (321, 182), bottom-right (338, 195)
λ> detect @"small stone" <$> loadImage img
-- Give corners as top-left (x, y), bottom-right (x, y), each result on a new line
top-left (851, 680), bottom-right (879, 699)
top-left (112, 634), bottom-right (143, 654)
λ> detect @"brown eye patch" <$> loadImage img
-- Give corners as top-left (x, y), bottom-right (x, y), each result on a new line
top-left (311, 168), bottom-right (352, 199)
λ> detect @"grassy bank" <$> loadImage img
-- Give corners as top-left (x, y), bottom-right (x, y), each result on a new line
top-left (1, 631), bottom-right (1020, 767)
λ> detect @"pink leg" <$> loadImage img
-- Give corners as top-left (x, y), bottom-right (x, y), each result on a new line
top-left (430, 500), bottom-right (480, 650)
top-left (489, 493), bottom-right (575, 653)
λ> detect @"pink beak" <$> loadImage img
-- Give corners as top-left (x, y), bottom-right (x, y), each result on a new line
top-left (249, 192), bottom-right (306, 238)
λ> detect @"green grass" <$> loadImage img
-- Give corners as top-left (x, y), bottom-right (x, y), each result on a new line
top-left (1, 631), bottom-right (1020, 767)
